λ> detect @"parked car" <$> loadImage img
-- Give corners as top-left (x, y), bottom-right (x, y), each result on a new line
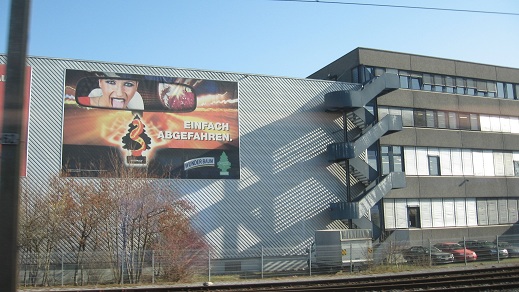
top-left (495, 241), bottom-right (519, 258)
top-left (402, 246), bottom-right (454, 264)
top-left (459, 240), bottom-right (508, 261)
top-left (434, 242), bottom-right (477, 262)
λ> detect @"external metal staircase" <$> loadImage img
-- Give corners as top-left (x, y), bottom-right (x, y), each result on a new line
top-left (324, 73), bottom-right (406, 221)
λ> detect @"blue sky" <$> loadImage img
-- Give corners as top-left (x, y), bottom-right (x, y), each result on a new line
top-left (1, 0), bottom-right (518, 78)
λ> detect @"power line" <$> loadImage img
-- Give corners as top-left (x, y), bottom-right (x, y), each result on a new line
top-left (270, 0), bottom-right (519, 16)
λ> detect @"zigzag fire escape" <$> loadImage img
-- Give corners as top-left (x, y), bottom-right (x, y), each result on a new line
top-left (325, 73), bottom-right (406, 231)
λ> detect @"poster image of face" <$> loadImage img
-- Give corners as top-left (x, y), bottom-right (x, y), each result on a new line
top-left (62, 69), bottom-right (239, 179)
top-left (0, 64), bottom-right (31, 177)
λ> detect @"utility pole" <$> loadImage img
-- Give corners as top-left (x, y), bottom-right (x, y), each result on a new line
top-left (0, 0), bottom-right (31, 291)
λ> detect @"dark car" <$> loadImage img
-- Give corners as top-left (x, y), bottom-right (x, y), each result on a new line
top-left (495, 241), bottom-right (519, 258)
top-left (459, 240), bottom-right (508, 261)
top-left (434, 242), bottom-right (477, 262)
top-left (402, 246), bottom-right (454, 264)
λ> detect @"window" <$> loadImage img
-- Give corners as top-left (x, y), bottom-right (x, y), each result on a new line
top-left (408, 207), bottom-right (421, 228)
top-left (506, 83), bottom-right (515, 99)
top-left (448, 112), bottom-right (458, 129)
top-left (381, 146), bottom-right (404, 175)
top-left (410, 77), bottom-right (422, 90)
top-left (422, 74), bottom-right (432, 91)
top-left (426, 110), bottom-right (436, 127)
top-left (514, 161), bottom-right (519, 177)
top-left (414, 110), bottom-right (426, 127)
top-left (455, 77), bottom-right (465, 94)
top-left (458, 113), bottom-right (471, 130)
top-left (428, 156), bottom-right (441, 175)
top-left (437, 111), bottom-right (447, 128)
top-left (399, 71), bottom-right (409, 88)
top-left (470, 114), bottom-right (480, 130)
top-left (352, 67), bottom-right (359, 83)
top-left (466, 79), bottom-right (476, 95)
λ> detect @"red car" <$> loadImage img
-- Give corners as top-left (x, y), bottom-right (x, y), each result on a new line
top-left (434, 242), bottom-right (477, 262)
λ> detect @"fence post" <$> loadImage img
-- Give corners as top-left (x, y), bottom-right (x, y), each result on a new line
top-left (208, 250), bottom-right (211, 283)
top-left (349, 243), bottom-right (353, 273)
top-left (428, 239), bottom-right (432, 266)
top-left (261, 246), bottom-right (264, 279)
top-left (152, 250), bottom-right (155, 284)
top-left (61, 253), bottom-right (64, 287)
top-left (309, 245), bottom-right (312, 276)
top-left (463, 236), bottom-right (467, 266)
top-left (496, 235), bottom-right (500, 263)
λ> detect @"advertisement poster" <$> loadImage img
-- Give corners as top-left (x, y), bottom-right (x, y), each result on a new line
top-left (0, 64), bottom-right (31, 176)
top-left (62, 69), bottom-right (239, 179)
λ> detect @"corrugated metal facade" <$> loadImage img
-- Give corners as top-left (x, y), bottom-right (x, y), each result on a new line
top-left (1, 55), bottom-right (360, 256)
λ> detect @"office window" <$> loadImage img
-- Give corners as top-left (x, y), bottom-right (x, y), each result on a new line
top-left (466, 79), bottom-right (476, 95)
top-left (506, 83), bottom-right (515, 99)
top-left (352, 67), bottom-right (359, 83)
top-left (408, 207), bottom-right (421, 228)
top-left (437, 111), bottom-right (447, 128)
top-left (455, 77), bottom-right (465, 94)
top-left (410, 77), bottom-right (422, 90)
top-left (414, 110), bottom-right (426, 127)
top-left (514, 161), bottom-right (519, 177)
top-left (487, 82), bottom-right (497, 97)
top-left (422, 74), bottom-right (432, 91)
top-left (399, 72), bottom-right (409, 88)
top-left (381, 146), bottom-right (404, 175)
top-left (426, 110), bottom-right (436, 127)
top-left (401, 108), bottom-right (414, 126)
top-left (497, 82), bottom-right (505, 98)
top-left (470, 114), bottom-right (480, 130)
top-left (448, 112), bottom-right (458, 129)
top-left (458, 113), bottom-right (471, 130)
top-left (428, 156), bottom-right (441, 175)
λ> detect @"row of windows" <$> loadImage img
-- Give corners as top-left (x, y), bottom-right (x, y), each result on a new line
top-left (382, 146), bottom-right (519, 177)
top-left (352, 66), bottom-right (519, 100)
top-left (379, 106), bottom-right (519, 134)
top-left (384, 198), bottom-right (518, 229)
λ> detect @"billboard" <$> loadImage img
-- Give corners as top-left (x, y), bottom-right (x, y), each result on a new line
top-left (62, 69), bottom-right (239, 179)
top-left (0, 64), bottom-right (31, 176)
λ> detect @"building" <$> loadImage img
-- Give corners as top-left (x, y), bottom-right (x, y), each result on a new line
top-left (309, 48), bottom-right (519, 242)
top-left (2, 47), bottom-right (519, 262)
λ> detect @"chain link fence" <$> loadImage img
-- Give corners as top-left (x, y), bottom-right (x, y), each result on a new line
top-left (18, 233), bottom-right (519, 287)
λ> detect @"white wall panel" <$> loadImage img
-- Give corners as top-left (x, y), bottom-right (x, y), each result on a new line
top-left (480, 115), bottom-right (491, 132)
top-left (510, 117), bottom-right (519, 134)
top-left (404, 147), bottom-right (417, 175)
top-left (500, 117), bottom-right (511, 133)
top-left (487, 199), bottom-right (499, 225)
top-left (395, 199), bottom-right (408, 228)
top-left (472, 151), bottom-right (485, 176)
top-left (466, 198), bottom-right (478, 226)
top-left (384, 199), bottom-right (396, 229)
top-left (509, 200), bottom-right (519, 223)
top-left (477, 200), bottom-right (489, 225)
top-left (498, 199), bottom-right (509, 224)
top-left (443, 198), bottom-right (456, 227)
top-left (493, 152), bottom-right (505, 176)
top-left (431, 199), bottom-right (445, 227)
top-left (440, 148), bottom-right (452, 175)
top-left (416, 147), bottom-right (429, 175)
top-left (504, 152), bottom-right (515, 176)
top-left (490, 115), bottom-right (501, 132)
top-left (451, 149), bottom-right (463, 175)
top-left (461, 149), bottom-right (474, 176)
top-left (483, 150), bottom-right (495, 176)
top-left (454, 198), bottom-right (467, 226)
top-left (420, 199), bottom-right (433, 228)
